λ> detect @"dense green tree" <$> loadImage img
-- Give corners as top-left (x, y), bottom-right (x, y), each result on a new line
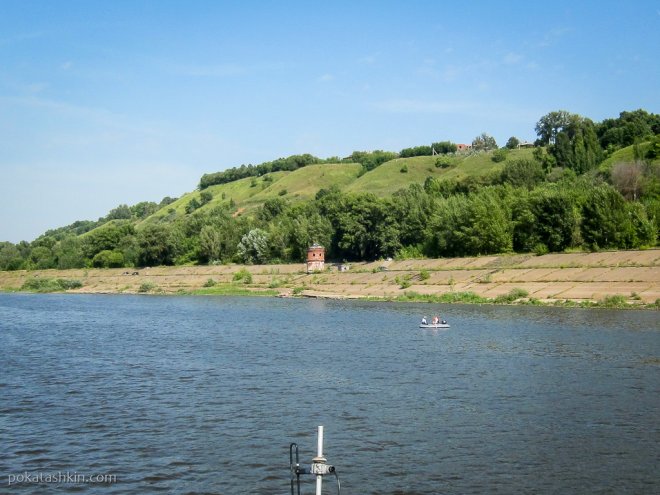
top-left (427, 189), bottom-right (512, 257)
top-left (237, 228), bottom-right (270, 264)
top-left (0, 242), bottom-right (24, 270)
top-left (337, 195), bottom-right (400, 259)
top-left (198, 225), bottom-right (222, 263)
top-left (581, 185), bottom-right (633, 250)
top-left (186, 197), bottom-right (201, 214)
top-left (471, 133), bottom-right (498, 151)
top-left (82, 222), bottom-right (136, 259)
top-left (461, 189), bottom-right (513, 255)
top-left (392, 184), bottom-right (434, 247)
top-left (400, 145), bottom-right (432, 157)
top-left (505, 136), bottom-right (520, 149)
top-left (536, 111), bottom-right (603, 173)
top-left (130, 201), bottom-right (159, 219)
top-left (200, 190), bottom-right (213, 205)
top-left (527, 186), bottom-right (580, 252)
top-left (137, 224), bottom-right (178, 266)
top-left (501, 159), bottom-right (545, 189)
top-left (597, 109), bottom-right (659, 150)
top-left (282, 206), bottom-right (334, 261)
top-left (92, 250), bottom-right (125, 268)
top-left (29, 246), bottom-right (55, 269)
top-left (424, 177), bottom-right (461, 198)
top-left (350, 150), bottom-right (398, 172)
top-left (54, 236), bottom-right (85, 269)
top-left (106, 204), bottom-right (132, 220)
top-left (431, 141), bottom-right (458, 154)
top-left (258, 198), bottom-right (288, 222)
top-left (535, 110), bottom-right (572, 145)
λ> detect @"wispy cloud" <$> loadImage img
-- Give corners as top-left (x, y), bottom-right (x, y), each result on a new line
top-left (317, 73), bottom-right (334, 82)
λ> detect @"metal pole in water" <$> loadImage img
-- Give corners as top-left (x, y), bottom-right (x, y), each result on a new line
top-left (315, 425), bottom-right (324, 495)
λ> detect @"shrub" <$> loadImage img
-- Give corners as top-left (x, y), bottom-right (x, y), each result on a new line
top-left (395, 245), bottom-right (425, 260)
top-left (92, 250), bottom-right (124, 268)
top-left (204, 278), bottom-right (217, 287)
top-left (233, 268), bottom-right (253, 284)
top-left (138, 281), bottom-right (157, 293)
top-left (599, 294), bottom-right (628, 308)
top-left (533, 243), bottom-right (549, 256)
top-left (419, 269), bottom-right (430, 281)
top-left (400, 164), bottom-right (408, 173)
top-left (491, 149), bottom-right (508, 162)
top-left (278, 189), bottom-right (287, 196)
top-left (494, 288), bottom-right (529, 303)
top-left (57, 279), bottom-right (83, 290)
top-left (21, 278), bottom-right (83, 292)
top-left (435, 157), bottom-right (452, 168)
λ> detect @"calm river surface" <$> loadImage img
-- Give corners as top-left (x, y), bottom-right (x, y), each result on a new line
top-left (1, 294), bottom-right (659, 494)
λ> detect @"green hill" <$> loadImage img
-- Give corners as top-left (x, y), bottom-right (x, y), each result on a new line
top-left (346, 148), bottom-right (535, 196)
top-left (136, 148), bottom-right (535, 228)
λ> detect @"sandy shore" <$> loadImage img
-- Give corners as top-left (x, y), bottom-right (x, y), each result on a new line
top-left (2, 249), bottom-right (659, 306)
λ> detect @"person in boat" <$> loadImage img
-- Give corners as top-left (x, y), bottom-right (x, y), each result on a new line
top-left (421, 316), bottom-right (427, 325)
top-left (432, 316), bottom-right (439, 324)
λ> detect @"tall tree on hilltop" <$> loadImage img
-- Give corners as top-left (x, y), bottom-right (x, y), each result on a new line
top-left (536, 111), bottom-right (602, 174)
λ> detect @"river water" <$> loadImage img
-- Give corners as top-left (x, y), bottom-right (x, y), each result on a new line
top-left (0, 294), bottom-right (658, 494)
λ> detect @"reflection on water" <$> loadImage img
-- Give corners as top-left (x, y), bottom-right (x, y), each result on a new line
top-left (0, 294), bottom-right (658, 494)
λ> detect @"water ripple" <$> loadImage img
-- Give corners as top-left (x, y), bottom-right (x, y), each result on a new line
top-left (0, 294), bottom-right (658, 494)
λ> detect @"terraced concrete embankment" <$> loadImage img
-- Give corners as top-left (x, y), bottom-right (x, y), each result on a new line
top-left (1, 250), bottom-right (658, 304)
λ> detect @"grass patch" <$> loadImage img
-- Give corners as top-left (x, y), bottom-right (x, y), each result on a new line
top-left (395, 291), bottom-right (488, 304)
top-left (21, 278), bottom-right (83, 292)
top-left (138, 281), bottom-right (159, 293)
top-left (494, 288), bottom-right (529, 304)
top-left (232, 268), bottom-right (253, 284)
top-left (598, 294), bottom-right (629, 308)
top-left (190, 284), bottom-right (278, 296)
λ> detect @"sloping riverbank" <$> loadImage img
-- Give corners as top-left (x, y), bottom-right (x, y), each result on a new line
top-left (1, 249), bottom-right (659, 308)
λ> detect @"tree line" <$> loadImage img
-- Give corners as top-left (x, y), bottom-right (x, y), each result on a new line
top-left (1, 109), bottom-right (658, 271)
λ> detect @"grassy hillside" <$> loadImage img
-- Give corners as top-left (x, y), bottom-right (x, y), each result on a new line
top-left (244, 162), bottom-right (362, 206)
top-left (345, 148), bottom-right (535, 196)
top-left (136, 148), bottom-right (537, 228)
top-left (599, 141), bottom-right (659, 171)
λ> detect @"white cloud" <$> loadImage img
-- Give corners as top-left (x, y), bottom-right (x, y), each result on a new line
top-left (317, 73), bottom-right (334, 82)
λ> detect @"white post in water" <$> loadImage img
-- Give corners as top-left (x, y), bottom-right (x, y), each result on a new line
top-left (315, 425), bottom-right (324, 495)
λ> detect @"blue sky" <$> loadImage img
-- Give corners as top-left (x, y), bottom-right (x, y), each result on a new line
top-left (1, 0), bottom-right (659, 242)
